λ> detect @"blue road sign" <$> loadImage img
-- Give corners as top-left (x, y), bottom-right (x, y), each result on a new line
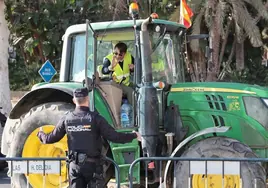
top-left (38, 60), bottom-right (57, 83)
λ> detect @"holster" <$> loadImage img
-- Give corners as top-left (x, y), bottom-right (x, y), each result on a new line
top-left (76, 153), bottom-right (87, 165)
top-left (71, 152), bottom-right (102, 166)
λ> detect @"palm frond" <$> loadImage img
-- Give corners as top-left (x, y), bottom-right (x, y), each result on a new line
top-left (243, 0), bottom-right (268, 21)
top-left (230, 0), bottom-right (262, 46)
top-left (190, 8), bottom-right (205, 52)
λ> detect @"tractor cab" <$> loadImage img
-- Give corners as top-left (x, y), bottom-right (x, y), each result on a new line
top-left (61, 18), bottom-right (187, 129)
top-left (94, 26), bottom-right (186, 84)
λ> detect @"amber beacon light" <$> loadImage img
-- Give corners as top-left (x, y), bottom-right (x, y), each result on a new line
top-left (129, 2), bottom-right (139, 16)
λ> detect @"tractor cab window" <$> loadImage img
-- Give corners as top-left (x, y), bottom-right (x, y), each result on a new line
top-left (69, 33), bottom-right (94, 82)
top-left (150, 31), bottom-right (185, 84)
top-left (95, 30), bottom-right (136, 80)
top-left (96, 40), bottom-right (135, 67)
top-left (69, 28), bottom-right (184, 85)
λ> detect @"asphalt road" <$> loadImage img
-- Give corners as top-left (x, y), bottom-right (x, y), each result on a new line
top-left (0, 168), bottom-right (10, 187)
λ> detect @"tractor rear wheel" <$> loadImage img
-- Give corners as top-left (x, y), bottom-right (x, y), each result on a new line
top-left (0, 151), bottom-right (7, 170)
top-left (9, 102), bottom-right (74, 188)
top-left (175, 137), bottom-right (266, 188)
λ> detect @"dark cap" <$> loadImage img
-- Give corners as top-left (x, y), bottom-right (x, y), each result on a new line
top-left (73, 87), bottom-right (88, 98)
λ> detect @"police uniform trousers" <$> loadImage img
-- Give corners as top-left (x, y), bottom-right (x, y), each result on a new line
top-left (69, 161), bottom-right (102, 188)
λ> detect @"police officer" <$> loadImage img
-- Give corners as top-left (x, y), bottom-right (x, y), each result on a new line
top-left (102, 42), bottom-right (134, 104)
top-left (37, 87), bottom-right (141, 188)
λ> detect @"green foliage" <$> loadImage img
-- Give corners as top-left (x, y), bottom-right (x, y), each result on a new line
top-left (8, 59), bottom-right (42, 91)
top-left (5, 0), bottom-right (125, 90)
top-left (6, 0), bottom-right (268, 89)
top-left (225, 45), bottom-right (268, 86)
top-left (5, 0), bottom-right (179, 90)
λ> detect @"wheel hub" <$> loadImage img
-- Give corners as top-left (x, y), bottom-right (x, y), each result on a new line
top-left (22, 125), bottom-right (69, 188)
top-left (192, 174), bottom-right (240, 188)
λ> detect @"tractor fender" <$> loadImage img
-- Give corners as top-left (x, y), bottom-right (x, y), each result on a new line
top-left (10, 85), bottom-right (74, 119)
top-left (1, 85), bottom-right (74, 156)
top-left (163, 126), bottom-right (231, 187)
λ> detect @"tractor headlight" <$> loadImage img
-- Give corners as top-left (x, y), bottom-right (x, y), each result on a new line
top-left (262, 98), bottom-right (268, 107)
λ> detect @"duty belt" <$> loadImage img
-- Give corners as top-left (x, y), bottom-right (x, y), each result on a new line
top-left (75, 152), bottom-right (100, 165)
top-left (84, 157), bottom-right (99, 162)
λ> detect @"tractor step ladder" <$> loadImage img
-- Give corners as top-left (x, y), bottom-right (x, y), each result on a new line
top-left (111, 141), bottom-right (140, 185)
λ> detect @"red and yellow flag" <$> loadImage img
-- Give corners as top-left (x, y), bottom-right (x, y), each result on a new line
top-left (179, 0), bottom-right (194, 28)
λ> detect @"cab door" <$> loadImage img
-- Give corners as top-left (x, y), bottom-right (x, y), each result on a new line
top-left (85, 19), bottom-right (96, 111)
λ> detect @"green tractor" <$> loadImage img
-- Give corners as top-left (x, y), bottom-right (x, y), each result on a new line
top-left (2, 3), bottom-right (268, 188)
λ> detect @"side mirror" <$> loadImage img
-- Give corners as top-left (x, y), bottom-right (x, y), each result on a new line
top-left (83, 77), bottom-right (93, 92)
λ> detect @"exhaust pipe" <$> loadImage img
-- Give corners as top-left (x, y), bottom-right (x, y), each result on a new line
top-left (138, 16), bottom-right (159, 159)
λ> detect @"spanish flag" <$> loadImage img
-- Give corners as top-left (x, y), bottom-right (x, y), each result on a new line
top-left (179, 0), bottom-right (194, 28)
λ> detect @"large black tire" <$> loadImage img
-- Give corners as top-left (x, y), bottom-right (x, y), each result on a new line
top-left (8, 102), bottom-right (74, 188)
top-left (0, 150), bottom-right (8, 171)
top-left (175, 137), bottom-right (266, 188)
top-left (0, 119), bottom-right (8, 171)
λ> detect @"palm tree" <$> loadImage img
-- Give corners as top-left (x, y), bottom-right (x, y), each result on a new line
top-left (0, 0), bottom-right (12, 157)
top-left (171, 0), bottom-right (268, 81)
top-left (0, 0), bottom-right (12, 116)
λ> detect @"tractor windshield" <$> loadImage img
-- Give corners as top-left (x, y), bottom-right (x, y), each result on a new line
top-left (149, 31), bottom-right (185, 83)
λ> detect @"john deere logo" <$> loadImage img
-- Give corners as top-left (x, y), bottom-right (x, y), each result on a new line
top-left (228, 101), bottom-right (240, 111)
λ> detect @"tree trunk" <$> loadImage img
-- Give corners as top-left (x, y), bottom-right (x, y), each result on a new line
top-left (219, 17), bottom-right (232, 66)
top-left (206, 0), bottom-right (220, 81)
top-left (236, 41), bottom-right (245, 71)
top-left (206, 29), bottom-right (219, 81)
top-left (190, 50), bottom-right (207, 82)
top-left (0, 0), bottom-right (12, 116)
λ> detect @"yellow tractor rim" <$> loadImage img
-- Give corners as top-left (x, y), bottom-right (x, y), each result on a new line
top-left (192, 174), bottom-right (240, 188)
top-left (22, 125), bottom-right (69, 188)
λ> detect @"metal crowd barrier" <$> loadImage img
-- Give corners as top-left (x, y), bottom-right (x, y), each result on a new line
top-left (0, 156), bottom-right (120, 188)
top-left (128, 157), bottom-right (268, 188)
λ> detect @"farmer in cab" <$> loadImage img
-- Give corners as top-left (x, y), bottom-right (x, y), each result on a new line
top-left (101, 42), bottom-right (134, 104)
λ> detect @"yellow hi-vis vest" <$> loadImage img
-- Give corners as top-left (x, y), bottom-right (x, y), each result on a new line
top-left (152, 59), bottom-right (165, 72)
top-left (106, 51), bottom-right (132, 86)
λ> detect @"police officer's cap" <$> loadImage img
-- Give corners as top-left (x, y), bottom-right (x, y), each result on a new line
top-left (73, 87), bottom-right (88, 98)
